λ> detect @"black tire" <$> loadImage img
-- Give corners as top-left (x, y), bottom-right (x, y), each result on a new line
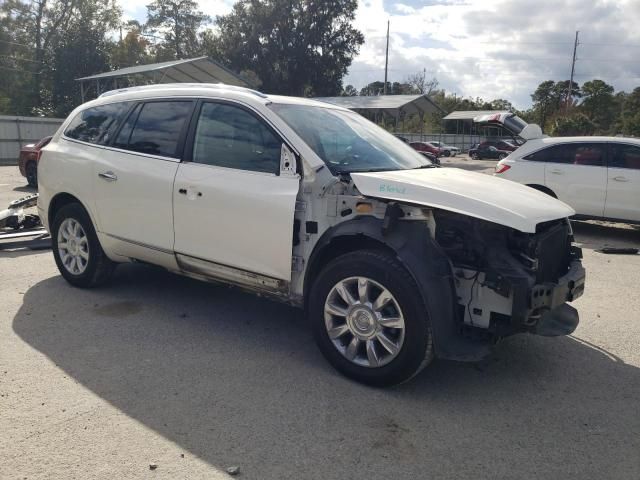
top-left (470, 153), bottom-right (479, 160)
top-left (26, 161), bottom-right (38, 188)
top-left (498, 153), bottom-right (507, 160)
top-left (309, 250), bottom-right (434, 387)
top-left (51, 203), bottom-right (115, 288)
top-left (443, 150), bottom-right (451, 157)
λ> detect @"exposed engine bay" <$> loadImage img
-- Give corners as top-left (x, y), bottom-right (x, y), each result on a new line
top-left (433, 210), bottom-right (584, 337)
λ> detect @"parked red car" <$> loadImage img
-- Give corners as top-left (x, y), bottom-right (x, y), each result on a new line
top-left (18, 136), bottom-right (52, 187)
top-left (409, 141), bottom-right (442, 157)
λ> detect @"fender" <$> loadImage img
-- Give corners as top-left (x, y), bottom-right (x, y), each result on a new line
top-left (306, 215), bottom-right (490, 361)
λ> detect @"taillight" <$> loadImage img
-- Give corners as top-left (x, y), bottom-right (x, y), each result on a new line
top-left (495, 164), bottom-right (511, 174)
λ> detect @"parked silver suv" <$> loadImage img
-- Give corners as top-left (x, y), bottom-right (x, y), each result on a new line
top-left (37, 84), bottom-right (585, 386)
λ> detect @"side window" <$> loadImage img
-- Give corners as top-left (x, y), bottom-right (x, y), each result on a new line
top-left (115, 101), bottom-right (193, 158)
top-left (64, 102), bottom-right (130, 145)
top-left (192, 102), bottom-right (281, 174)
top-left (609, 143), bottom-right (640, 170)
top-left (523, 148), bottom-right (550, 162)
top-left (537, 143), bottom-right (605, 166)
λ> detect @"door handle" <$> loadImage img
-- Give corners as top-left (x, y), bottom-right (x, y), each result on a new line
top-left (612, 176), bottom-right (629, 182)
top-left (178, 187), bottom-right (202, 197)
top-left (550, 169), bottom-right (564, 175)
top-left (98, 171), bottom-right (117, 181)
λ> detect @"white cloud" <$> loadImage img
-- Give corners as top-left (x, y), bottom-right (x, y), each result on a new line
top-left (119, 0), bottom-right (640, 107)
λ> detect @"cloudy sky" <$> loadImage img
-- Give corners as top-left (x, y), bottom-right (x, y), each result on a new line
top-left (123, 0), bottom-right (640, 108)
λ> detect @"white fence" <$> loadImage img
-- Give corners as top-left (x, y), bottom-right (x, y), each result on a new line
top-left (0, 115), bottom-right (64, 165)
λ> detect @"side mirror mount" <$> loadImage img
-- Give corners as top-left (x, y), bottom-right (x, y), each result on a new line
top-left (280, 143), bottom-right (297, 176)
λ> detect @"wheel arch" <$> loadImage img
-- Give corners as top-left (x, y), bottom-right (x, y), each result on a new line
top-left (303, 215), bottom-right (490, 361)
top-left (48, 192), bottom-right (96, 230)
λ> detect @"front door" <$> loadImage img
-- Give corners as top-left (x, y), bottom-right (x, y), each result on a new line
top-left (173, 101), bottom-right (299, 282)
top-left (543, 142), bottom-right (608, 217)
top-left (604, 143), bottom-right (640, 222)
top-left (93, 100), bottom-right (194, 255)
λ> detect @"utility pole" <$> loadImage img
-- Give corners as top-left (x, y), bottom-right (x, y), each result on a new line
top-left (383, 20), bottom-right (389, 95)
top-left (567, 30), bottom-right (579, 113)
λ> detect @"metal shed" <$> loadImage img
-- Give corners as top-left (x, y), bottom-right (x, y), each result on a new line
top-left (314, 94), bottom-right (444, 133)
top-left (76, 56), bottom-right (251, 102)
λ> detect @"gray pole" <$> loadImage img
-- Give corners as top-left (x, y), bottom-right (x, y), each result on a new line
top-left (383, 20), bottom-right (389, 95)
top-left (567, 31), bottom-right (579, 113)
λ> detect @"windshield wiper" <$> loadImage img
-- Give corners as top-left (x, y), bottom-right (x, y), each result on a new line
top-left (412, 163), bottom-right (439, 169)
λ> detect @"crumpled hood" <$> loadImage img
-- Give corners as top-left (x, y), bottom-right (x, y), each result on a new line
top-left (351, 168), bottom-right (575, 233)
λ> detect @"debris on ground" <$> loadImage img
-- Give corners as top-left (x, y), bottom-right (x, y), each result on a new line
top-left (226, 465), bottom-right (240, 476)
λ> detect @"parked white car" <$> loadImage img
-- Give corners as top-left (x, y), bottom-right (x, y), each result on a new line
top-left (495, 136), bottom-right (640, 223)
top-left (38, 84), bottom-right (585, 386)
top-left (428, 141), bottom-right (460, 157)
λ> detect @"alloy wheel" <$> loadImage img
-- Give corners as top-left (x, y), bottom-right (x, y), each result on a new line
top-left (324, 276), bottom-right (406, 368)
top-left (57, 218), bottom-right (90, 275)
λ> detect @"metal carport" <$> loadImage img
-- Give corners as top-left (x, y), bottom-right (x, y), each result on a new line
top-left (76, 56), bottom-right (251, 102)
top-left (314, 94), bottom-right (444, 134)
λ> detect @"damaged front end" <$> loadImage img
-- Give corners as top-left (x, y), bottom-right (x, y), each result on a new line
top-left (434, 210), bottom-right (585, 340)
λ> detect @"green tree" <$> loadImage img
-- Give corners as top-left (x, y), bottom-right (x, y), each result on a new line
top-left (620, 87), bottom-right (640, 137)
top-left (146, 0), bottom-right (210, 60)
top-left (341, 84), bottom-right (358, 96)
top-left (550, 113), bottom-right (595, 136)
top-left (212, 0), bottom-right (364, 96)
top-left (581, 79), bottom-right (615, 133)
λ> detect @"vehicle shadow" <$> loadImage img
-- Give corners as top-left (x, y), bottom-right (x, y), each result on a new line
top-left (12, 264), bottom-right (640, 479)
top-left (12, 185), bottom-right (37, 193)
top-left (572, 220), bottom-right (640, 250)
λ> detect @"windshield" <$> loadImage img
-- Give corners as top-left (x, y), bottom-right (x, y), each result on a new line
top-left (269, 103), bottom-right (431, 174)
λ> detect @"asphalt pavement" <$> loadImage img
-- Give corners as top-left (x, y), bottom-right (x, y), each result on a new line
top-left (1, 164), bottom-right (639, 479)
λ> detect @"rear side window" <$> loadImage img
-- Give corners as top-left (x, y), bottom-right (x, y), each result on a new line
top-left (114, 101), bottom-right (193, 158)
top-left (527, 143), bottom-right (605, 166)
top-left (64, 102), bottom-right (130, 145)
top-left (609, 143), bottom-right (640, 169)
top-left (191, 102), bottom-right (281, 173)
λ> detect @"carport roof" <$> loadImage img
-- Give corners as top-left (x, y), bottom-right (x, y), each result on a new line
top-left (314, 94), bottom-right (444, 116)
top-left (443, 110), bottom-right (510, 121)
top-left (75, 56), bottom-right (251, 87)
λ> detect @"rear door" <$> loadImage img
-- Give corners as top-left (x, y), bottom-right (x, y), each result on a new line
top-left (173, 100), bottom-right (299, 282)
top-left (92, 99), bottom-right (194, 255)
top-left (543, 142), bottom-right (607, 217)
top-left (604, 142), bottom-right (640, 221)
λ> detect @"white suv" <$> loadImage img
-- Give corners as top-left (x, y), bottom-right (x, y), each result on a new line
top-left (495, 136), bottom-right (640, 223)
top-left (38, 84), bottom-right (585, 386)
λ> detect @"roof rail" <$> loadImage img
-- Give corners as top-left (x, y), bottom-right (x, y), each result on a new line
top-left (99, 83), bottom-right (267, 99)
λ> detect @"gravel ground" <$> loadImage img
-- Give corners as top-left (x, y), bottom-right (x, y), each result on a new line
top-left (1, 165), bottom-right (639, 480)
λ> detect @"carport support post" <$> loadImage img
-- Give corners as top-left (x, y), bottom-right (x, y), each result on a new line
top-left (80, 81), bottom-right (85, 103)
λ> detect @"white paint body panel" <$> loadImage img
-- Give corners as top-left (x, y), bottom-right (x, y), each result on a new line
top-left (604, 166), bottom-right (640, 221)
top-left (90, 144), bottom-right (179, 255)
top-left (544, 163), bottom-right (607, 217)
top-left (351, 168), bottom-right (574, 233)
top-left (173, 162), bottom-right (299, 281)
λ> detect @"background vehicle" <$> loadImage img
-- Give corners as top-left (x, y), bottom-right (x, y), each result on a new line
top-left (409, 141), bottom-right (442, 157)
top-left (479, 139), bottom-right (518, 152)
top-left (469, 144), bottom-right (510, 160)
top-left (495, 137), bottom-right (640, 223)
top-left (18, 136), bottom-right (52, 187)
top-left (416, 150), bottom-right (440, 165)
top-left (428, 141), bottom-right (459, 157)
top-left (37, 84), bottom-right (584, 387)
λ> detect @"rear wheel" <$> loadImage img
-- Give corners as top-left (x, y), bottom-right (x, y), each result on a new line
top-left (52, 203), bottom-right (115, 288)
top-left (443, 150), bottom-right (451, 157)
top-left (25, 161), bottom-right (37, 188)
top-left (310, 250), bottom-right (433, 387)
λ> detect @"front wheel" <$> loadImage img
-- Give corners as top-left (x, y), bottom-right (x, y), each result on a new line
top-left (498, 153), bottom-right (507, 160)
top-left (471, 152), bottom-right (479, 160)
top-left (310, 250), bottom-right (433, 387)
top-left (52, 203), bottom-right (115, 288)
top-left (443, 150), bottom-right (451, 157)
